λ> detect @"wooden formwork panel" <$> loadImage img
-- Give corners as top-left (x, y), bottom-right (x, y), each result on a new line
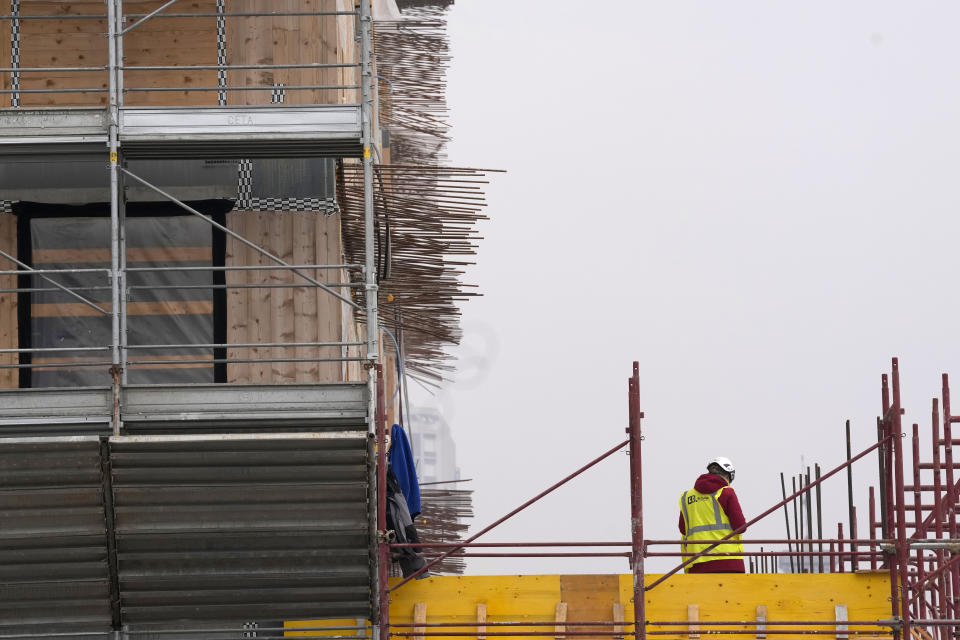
top-left (226, 211), bottom-right (350, 384)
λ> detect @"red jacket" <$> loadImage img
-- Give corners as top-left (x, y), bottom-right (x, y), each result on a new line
top-left (678, 473), bottom-right (746, 573)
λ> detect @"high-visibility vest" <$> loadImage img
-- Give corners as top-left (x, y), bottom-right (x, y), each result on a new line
top-left (679, 486), bottom-right (744, 571)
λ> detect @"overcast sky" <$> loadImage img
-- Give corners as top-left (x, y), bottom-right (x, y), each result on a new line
top-left (410, 1), bottom-right (960, 575)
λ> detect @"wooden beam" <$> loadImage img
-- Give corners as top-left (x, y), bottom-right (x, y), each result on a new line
top-left (414, 602), bottom-right (427, 640)
top-left (476, 603), bottom-right (487, 640)
top-left (687, 604), bottom-right (700, 640)
top-left (612, 603), bottom-right (625, 640)
top-left (554, 602), bottom-right (568, 640)
top-left (755, 605), bottom-right (767, 640)
top-left (834, 604), bottom-right (848, 640)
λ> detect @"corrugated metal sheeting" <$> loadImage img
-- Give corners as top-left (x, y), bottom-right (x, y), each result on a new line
top-left (0, 433), bottom-right (372, 636)
top-left (0, 439), bottom-right (113, 635)
top-left (112, 435), bottom-right (371, 623)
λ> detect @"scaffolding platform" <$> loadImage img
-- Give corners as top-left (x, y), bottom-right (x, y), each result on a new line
top-left (0, 382), bottom-right (369, 437)
top-left (0, 105), bottom-right (363, 159)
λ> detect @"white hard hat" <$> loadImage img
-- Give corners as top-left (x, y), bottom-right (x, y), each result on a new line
top-left (708, 456), bottom-right (736, 482)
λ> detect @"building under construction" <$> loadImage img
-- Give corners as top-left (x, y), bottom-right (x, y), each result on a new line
top-left (1, 2), bottom-right (960, 640)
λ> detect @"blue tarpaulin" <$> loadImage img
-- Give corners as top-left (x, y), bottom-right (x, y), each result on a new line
top-left (389, 423), bottom-right (421, 518)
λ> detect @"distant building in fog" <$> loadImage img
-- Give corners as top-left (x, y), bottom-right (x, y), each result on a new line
top-left (407, 406), bottom-right (460, 484)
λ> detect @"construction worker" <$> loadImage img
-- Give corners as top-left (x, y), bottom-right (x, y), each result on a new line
top-left (678, 457), bottom-right (746, 573)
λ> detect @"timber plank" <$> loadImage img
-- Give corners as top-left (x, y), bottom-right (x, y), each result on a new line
top-left (317, 212), bottom-right (343, 382)
top-left (292, 212), bottom-right (319, 382)
top-left (270, 210), bottom-right (295, 382)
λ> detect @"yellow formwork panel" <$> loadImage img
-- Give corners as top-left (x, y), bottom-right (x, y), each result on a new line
top-left (286, 572), bottom-right (893, 638)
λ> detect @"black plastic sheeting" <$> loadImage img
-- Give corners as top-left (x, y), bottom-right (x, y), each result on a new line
top-left (13, 200), bottom-right (234, 388)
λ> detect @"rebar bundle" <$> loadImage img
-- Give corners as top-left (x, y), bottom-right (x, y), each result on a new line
top-left (338, 163), bottom-right (493, 384)
top-left (375, 6), bottom-right (452, 165)
top-left (418, 487), bottom-right (474, 575)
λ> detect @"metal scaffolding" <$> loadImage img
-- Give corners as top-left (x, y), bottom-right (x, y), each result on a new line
top-left (0, 1), bottom-right (384, 636)
top-left (378, 359), bottom-right (960, 640)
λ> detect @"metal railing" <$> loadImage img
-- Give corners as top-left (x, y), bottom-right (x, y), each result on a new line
top-left (371, 359), bottom-right (960, 640)
top-left (0, 258), bottom-right (367, 376)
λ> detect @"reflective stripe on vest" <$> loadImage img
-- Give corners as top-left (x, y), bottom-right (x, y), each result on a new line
top-left (679, 486), bottom-right (743, 570)
top-left (681, 489), bottom-right (730, 534)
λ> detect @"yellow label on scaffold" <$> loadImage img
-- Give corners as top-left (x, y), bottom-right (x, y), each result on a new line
top-left (110, 151), bottom-right (118, 162)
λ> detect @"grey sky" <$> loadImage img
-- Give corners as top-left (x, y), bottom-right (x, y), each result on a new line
top-left (410, 1), bottom-right (960, 574)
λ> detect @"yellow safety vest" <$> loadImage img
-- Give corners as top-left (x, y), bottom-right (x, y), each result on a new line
top-left (679, 486), bottom-right (744, 572)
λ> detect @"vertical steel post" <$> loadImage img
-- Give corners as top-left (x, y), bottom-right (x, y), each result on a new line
top-left (847, 419), bottom-right (858, 571)
top-left (359, 5), bottom-right (383, 633)
top-left (912, 423), bottom-right (925, 603)
top-left (869, 486), bottom-right (878, 571)
top-left (791, 476), bottom-right (801, 571)
top-left (931, 398), bottom-right (947, 637)
top-left (359, 2), bottom-right (381, 566)
top-left (627, 362), bottom-right (645, 640)
top-left (107, 0), bottom-right (122, 435)
top-left (805, 468), bottom-right (813, 572)
top-left (115, 0), bottom-right (128, 385)
top-left (376, 364), bottom-right (390, 640)
top-left (941, 375), bottom-right (960, 624)
top-left (359, 0), bottom-right (378, 363)
top-left (851, 506), bottom-right (858, 572)
top-left (891, 360), bottom-right (911, 640)
top-left (836, 523), bottom-right (844, 574)
top-left (815, 464), bottom-right (823, 573)
top-left (881, 376), bottom-right (900, 639)
top-left (780, 473), bottom-right (795, 573)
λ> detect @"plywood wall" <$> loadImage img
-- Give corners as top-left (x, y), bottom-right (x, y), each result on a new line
top-left (122, 1), bottom-right (220, 107)
top-left (337, 0), bottom-right (360, 105)
top-left (4, 0), bottom-right (355, 108)
top-left (222, 2), bottom-right (364, 384)
top-left (226, 211), bottom-right (357, 384)
top-left (13, 2), bottom-right (108, 107)
top-left (0, 214), bottom-right (17, 389)
top-left (225, 0), bottom-right (342, 106)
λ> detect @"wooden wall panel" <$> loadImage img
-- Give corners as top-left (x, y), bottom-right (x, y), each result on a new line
top-left (10, 1), bottom-right (219, 108)
top-left (292, 211), bottom-right (318, 381)
top-left (225, 0), bottom-right (274, 107)
top-left (122, 1), bottom-right (219, 107)
top-left (9, 0), bottom-right (344, 107)
top-left (250, 211), bottom-right (271, 383)
top-left (225, 212), bottom-right (249, 383)
top-left (269, 211), bottom-right (295, 381)
top-left (315, 213), bottom-right (343, 381)
top-left (0, 214), bottom-right (17, 389)
top-left (336, 0), bottom-right (359, 104)
top-left (226, 211), bottom-right (350, 384)
top-left (16, 2), bottom-right (108, 107)
top-left (225, 0), bottom-right (338, 106)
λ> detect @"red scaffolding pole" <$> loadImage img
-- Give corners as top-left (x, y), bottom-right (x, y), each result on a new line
top-left (373, 358), bottom-right (960, 640)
